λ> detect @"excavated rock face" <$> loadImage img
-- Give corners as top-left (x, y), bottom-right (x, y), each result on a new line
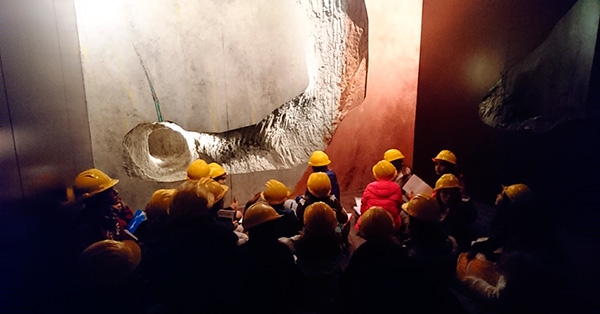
top-left (123, 0), bottom-right (368, 182)
top-left (479, 0), bottom-right (598, 132)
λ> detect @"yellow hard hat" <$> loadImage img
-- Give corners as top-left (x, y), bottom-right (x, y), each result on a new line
top-left (402, 194), bottom-right (441, 222)
top-left (186, 159), bottom-right (210, 180)
top-left (372, 160), bottom-right (397, 181)
top-left (308, 150), bottom-right (331, 167)
top-left (383, 149), bottom-right (405, 162)
top-left (502, 183), bottom-right (532, 203)
top-left (77, 240), bottom-right (141, 288)
top-left (62, 187), bottom-right (75, 207)
top-left (198, 177), bottom-right (228, 205)
top-left (304, 202), bottom-right (337, 235)
top-left (170, 180), bottom-right (213, 217)
top-left (359, 207), bottom-right (395, 241)
top-left (432, 150), bottom-right (457, 165)
top-left (145, 189), bottom-right (177, 219)
top-left (243, 202), bottom-right (282, 230)
top-left (433, 173), bottom-right (461, 191)
top-left (208, 162), bottom-right (227, 179)
top-left (307, 172), bottom-right (332, 198)
top-left (74, 168), bottom-right (119, 199)
top-left (261, 179), bottom-right (291, 205)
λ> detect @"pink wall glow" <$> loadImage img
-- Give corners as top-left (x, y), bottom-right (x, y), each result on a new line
top-left (294, 0), bottom-right (423, 199)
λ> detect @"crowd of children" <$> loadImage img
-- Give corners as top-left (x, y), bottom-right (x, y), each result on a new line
top-left (6, 148), bottom-right (564, 314)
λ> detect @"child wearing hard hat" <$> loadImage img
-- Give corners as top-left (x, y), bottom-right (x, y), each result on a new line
top-left (402, 194), bottom-right (464, 313)
top-left (383, 148), bottom-right (413, 192)
top-left (456, 184), bottom-right (561, 313)
top-left (239, 202), bottom-right (301, 313)
top-left (139, 179), bottom-right (240, 313)
top-left (208, 162), bottom-right (243, 229)
top-left (135, 188), bottom-right (177, 246)
top-left (357, 160), bottom-right (404, 232)
top-left (308, 150), bottom-right (341, 201)
top-left (432, 149), bottom-right (467, 199)
top-left (282, 202), bottom-right (345, 313)
top-left (71, 168), bottom-right (135, 253)
top-left (259, 179), bottom-right (301, 237)
top-left (186, 159), bottom-right (211, 180)
top-left (296, 172), bottom-right (348, 229)
top-left (433, 174), bottom-right (478, 252)
top-left (342, 207), bottom-right (420, 314)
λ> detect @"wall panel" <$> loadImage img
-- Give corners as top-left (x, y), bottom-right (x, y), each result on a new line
top-left (0, 0), bottom-right (93, 203)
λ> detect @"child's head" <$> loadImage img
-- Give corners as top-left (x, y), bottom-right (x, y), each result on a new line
top-left (383, 149), bottom-right (406, 171)
top-left (304, 202), bottom-right (337, 235)
top-left (186, 159), bottom-right (210, 180)
top-left (308, 150), bottom-right (331, 171)
top-left (402, 193), bottom-right (441, 223)
top-left (359, 207), bottom-right (395, 241)
top-left (372, 160), bottom-right (397, 181)
top-left (432, 150), bottom-right (457, 176)
top-left (243, 202), bottom-right (282, 232)
top-left (496, 183), bottom-right (532, 208)
top-left (145, 188), bottom-right (177, 221)
top-left (307, 172), bottom-right (332, 198)
top-left (74, 168), bottom-right (121, 210)
top-left (261, 179), bottom-right (291, 205)
top-left (78, 239), bottom-right (141, 289)
top-left (208, 162), bottom-right (228, 184)
top-left (434, 174), bottom-right (461, 206)
top-left (169, 179), bottom-right (214, 220)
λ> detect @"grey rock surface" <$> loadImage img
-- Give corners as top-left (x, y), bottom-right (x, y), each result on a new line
top-left (479, 0), bottom-right (598, 132)
top-left (122, 0), bottom-right (368, 181)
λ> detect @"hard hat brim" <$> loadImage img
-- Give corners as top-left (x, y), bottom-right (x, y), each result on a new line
top-left (81, 179), bottom-right (119, 199)
top-left (308, 160), bottom-right (331, 167)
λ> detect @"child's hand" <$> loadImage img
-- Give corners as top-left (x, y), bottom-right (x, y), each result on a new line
top-left (230, 199), bottom-right (239, 211)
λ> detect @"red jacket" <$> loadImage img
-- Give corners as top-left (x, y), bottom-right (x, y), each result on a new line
top-left (358, 180), bottom-right (403, 229)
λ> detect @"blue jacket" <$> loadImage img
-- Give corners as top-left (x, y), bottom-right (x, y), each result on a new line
top-left (326, 169), bottom-right (341, 201)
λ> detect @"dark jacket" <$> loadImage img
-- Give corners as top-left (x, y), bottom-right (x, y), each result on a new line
top-left (271, 203), bottom-right (302, 237)
top-left (325, 169), bottom-right (341, 201)
top-left (140, 214), bottom-right (239, 314)
top-left (238, 220), bottom-right (301, 314)
top-left (440, 197), bottom-right (478, 252)
top-left (296, 193), bottom-right (348, 229)
top-left (291, 232), bottom-right (344, 313)
top-left (342, 239), bottom-right (420, 314)
top-left (71, 207), bottom-right (130, 254)
top-left (405, 219), bottom-right (464, 314)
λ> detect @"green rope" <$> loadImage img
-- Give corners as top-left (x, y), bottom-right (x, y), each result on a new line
top-left (134, 46), bottom-right (163, 122)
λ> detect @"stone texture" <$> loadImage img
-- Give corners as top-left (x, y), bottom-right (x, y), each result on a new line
top-left (122, 0), bottom-right (369, 182)
top-left (479, 0), bottom-right (598, 132)
top-left (75, 0), bottom-right (309, 133)
top-left (293, 0), bottom-right (421, 196)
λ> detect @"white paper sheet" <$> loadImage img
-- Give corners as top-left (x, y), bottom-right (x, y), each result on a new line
top-left (353, 196), bottom-right (362, 215)
top-left (402, 174), bottom-right (433, 196)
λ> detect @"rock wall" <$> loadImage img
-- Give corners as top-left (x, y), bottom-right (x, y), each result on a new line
top-left (479, 0), bottom-right (599, 132)
top-left (121, 0), bottom-right (368, 182)
top-left (75, 0), bottom-right (368, 209)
